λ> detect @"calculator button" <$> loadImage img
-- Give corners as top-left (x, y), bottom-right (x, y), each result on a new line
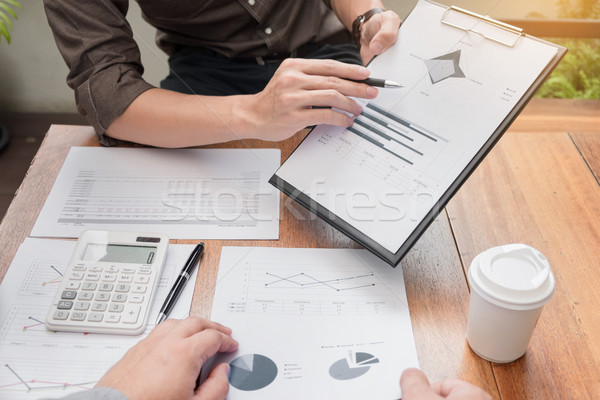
top-left (72, 264), bottom-right (87, 272)
top-left (89, 265), bottom-right (103, 272)
top-left (121, 267), bottom-right (135, 274)
top-left (130, 294), bottom-right (144, 303)
top-left (86, 272), bottom-right (100, 281)
top-left (53, 310), bottom-right (69, 320)
top-left (61, 290), bottom-right (77, 300)
top-left (68, 271), bottom-right (85, 280)
top-left (74, 301), bottom-right (90, 311)
top-left (118, 274), bottom-right (133, 283)
top-left (92, 303), bottom-right (107, 312)
top-left (102, 273), bottom-right (117, 282)
top-left (65, 281), bottom-right (80, 290)
top-left (134, 275), bottom-right (150, 284)
top-left (106, 266), bottom-right (120, 274)
top-left (122, 305), bottom-right (141, 324)
top-left (57, 300), bottom-right (73, 310)
top-left (71, 312), bottom-right (87, 321)
top-left (82, 282), bottom-right (97, 291)
top-left (95, 292), bottom-right (111, 302)
top-left (108, 303), bottom-right (124, 313)
top-left (112, 293), bottom-right (127, 303)
top-left (115, 284), bottom-right (130, 293)
top-left (138, 267), bottom-right (152, 275)
top-left (88, 313), bottom-right (104, 322)
top-left (132, 285), bottom-right (147, 294)
top-left (99, 283), bottom-right (114, 292)
top-left (106, 314), bottom-right (121, 323)
top-left (78, 292), bottom-right (94, 301)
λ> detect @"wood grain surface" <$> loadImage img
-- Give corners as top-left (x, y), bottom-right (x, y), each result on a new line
top-left (1, 99), bottom-right (599, 399)
top-left (447, 131), bottom-right (600, 399)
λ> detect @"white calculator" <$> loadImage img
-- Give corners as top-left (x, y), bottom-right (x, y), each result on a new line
top-left (45, 230), bottom-right (169, 335)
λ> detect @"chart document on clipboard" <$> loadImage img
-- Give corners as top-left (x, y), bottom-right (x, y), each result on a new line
top-left (270, 0), bottom-right (566, 266)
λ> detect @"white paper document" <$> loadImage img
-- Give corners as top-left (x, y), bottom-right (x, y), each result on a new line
top-left (207, 247), bottom-right (419, 399)
top-left (31, 147), bottom-right (280, 240)
top-left (0, 238), bottom-right (198, 399)
top-left (273, 0), bottom-right (559, 258)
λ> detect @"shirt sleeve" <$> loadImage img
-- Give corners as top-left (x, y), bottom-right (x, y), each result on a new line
top-left (39, 387), bottom-right (128, 400)
top-left (43, 0), bottom-right (155, 146)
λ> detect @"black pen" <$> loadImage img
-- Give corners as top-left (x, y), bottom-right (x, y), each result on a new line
top-left (350, 77), bottom-right (403, 88)
top-left (156, 242), bottom-right (204, 325)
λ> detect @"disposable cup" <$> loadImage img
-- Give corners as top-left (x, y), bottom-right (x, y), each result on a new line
top-left (466, 244), bottom-right (555, 363)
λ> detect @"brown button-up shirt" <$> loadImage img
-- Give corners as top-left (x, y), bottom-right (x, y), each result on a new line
top-left (43, 0), bottom-right (347, 144)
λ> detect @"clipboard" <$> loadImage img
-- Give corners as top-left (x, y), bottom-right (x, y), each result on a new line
top-left (270, 0), bottom-right (566, 267)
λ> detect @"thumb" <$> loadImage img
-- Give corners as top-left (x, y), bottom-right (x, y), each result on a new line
top-left (400, 368), bottom-right (437, 400)
top-left (194, 363), bottom-right (231, 400)
top-left (363, 11), bottom-right (400, 55)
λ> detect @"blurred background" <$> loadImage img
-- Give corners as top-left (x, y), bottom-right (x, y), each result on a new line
top-left (0, 0), bottom-right (598, 218)
top-left (0, 0), bottom-right (598, 114)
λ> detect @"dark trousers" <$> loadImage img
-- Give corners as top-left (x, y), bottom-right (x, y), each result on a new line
top-left (160, 42), bottom-right (362, 96)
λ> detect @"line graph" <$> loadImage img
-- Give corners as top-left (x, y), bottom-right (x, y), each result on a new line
top-left (22, 317), bottom-right (45, 332)
top-left (2, 363), bottom-right (94, 392)
top-left (0, 360), bottom-right (101, 398)
top-left (264, 272), bottom-right (376, 291)
top-left (44, 266), bottom-right (63, 286)
top-left (249, 263), bottom-right (384, 297)
top-left (18, 260), bottom-right (65, 297)
top-left (0, 305), bottom-right (130, 348)
top-left (225, 260), bottom-right (400, 317)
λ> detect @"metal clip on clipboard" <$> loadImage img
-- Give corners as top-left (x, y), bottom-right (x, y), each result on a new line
top-left (441, 5), bottom-right (524, 47)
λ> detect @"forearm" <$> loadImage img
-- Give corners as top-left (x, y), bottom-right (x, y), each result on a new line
top-left (106, 59), bottom-right (376, 148)
top-left (329, 0), bottom-right (387, 30)
top-left (105, 88), bottom-right (255, 148)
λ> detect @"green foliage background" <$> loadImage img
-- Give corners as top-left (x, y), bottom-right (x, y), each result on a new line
top-left (0, 0), bottom-right (21, 44)
top-left (537, 0), bottom-right (600, 99)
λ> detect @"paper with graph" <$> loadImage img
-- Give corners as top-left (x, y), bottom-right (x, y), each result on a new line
top-left (208, 247), bottom-right (419, 399)
top-left (271, 0), bottom-right (562, 264)
top-left (0, 238), bottom-right (197, 399)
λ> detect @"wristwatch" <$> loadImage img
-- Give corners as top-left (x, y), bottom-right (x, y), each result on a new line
top-left (352, 8), bottom-right (385, 49)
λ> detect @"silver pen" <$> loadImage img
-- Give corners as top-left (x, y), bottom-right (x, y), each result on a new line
top-left (350, 77), bottom-right (403, 88)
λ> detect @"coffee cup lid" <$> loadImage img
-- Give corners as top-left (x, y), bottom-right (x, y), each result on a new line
top-left (468, 244), bottom-right (555, 310)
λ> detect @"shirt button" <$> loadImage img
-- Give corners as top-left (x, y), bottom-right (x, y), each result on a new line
top-left (264, 27), bottom-right (272, 35)
top-left (248, 0), bottom-right (255, 5)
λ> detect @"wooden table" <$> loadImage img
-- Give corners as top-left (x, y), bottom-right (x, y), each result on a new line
top-left (1, 99), bottom-right (599, 399)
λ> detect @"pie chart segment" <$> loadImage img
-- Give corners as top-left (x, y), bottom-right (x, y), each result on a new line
top-left (329, 352), bottom-right (379, 380)
top-left (329, 358), bottom-right (370, 380)
top-left (229, 354), bottom-right (278, 391)
top-left (356, 352), bottom-right (380, 366)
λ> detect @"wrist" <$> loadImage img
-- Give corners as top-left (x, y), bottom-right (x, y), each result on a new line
top-left (351, 7), bottom-right (385, 49)
top-left (229, 94), bottom-right (260, 140)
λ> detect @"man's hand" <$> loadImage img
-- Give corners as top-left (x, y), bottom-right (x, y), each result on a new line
top-left (96, 317), bottom-right (239, 400)
top-left (401, 368), bottom-right (493, 400)
top-left (358, 10), bottom-right (401, 64)
top-left (238, 58), bottom-right (378, 142)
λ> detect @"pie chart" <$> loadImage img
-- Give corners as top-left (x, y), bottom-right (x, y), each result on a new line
top-left (229, 354), bottom-right (278, 391)
top-left (329, 352), bottom-right (379, 380)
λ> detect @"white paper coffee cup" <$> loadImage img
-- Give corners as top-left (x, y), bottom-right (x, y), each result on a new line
top-left (466, 244), bottom-right (555, 363)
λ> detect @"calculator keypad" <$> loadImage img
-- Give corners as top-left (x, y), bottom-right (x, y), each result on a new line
top-left (47, 262), bottom-right (156, 333)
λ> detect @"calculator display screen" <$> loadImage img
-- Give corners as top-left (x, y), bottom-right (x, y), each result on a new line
top-left (82, 243), bottom-right (157, 264)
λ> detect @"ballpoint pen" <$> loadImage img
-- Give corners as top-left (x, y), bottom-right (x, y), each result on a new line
top-left (350, 77), bottom-right (403, 88)
top-left (156, 242), bottom-right (204, 325)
